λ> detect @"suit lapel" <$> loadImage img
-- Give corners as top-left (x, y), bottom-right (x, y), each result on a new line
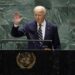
top-left (31, 21), bottom-right (38, 39)
top-left (44, 22), bottom-right (50, 40)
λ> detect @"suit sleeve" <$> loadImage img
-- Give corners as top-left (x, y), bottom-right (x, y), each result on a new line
top-left (52, 26), bottom-right (61, 50)
top-left (11, 24), bottom-right (28, 37)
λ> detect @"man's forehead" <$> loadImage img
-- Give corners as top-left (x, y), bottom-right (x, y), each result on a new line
top-left (34, 9), bottom-right (44, 14)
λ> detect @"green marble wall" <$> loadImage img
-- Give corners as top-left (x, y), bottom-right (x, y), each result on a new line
top-left (0, 0), bottom-right (75, 50)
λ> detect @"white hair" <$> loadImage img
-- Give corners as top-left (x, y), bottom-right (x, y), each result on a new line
top-left (33, 5), bottom-right (47, 15)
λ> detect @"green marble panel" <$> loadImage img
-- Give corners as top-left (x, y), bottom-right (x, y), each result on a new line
top-left (0, 0), bottom-right (75, 50)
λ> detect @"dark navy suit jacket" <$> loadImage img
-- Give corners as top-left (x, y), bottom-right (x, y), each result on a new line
top-left (11, 20), bottom-right (61, 50)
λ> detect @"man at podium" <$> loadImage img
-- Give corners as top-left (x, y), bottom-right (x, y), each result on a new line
top-left (11, 5), bottom-right (61, 50)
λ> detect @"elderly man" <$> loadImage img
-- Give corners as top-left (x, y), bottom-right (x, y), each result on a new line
top-left (11, 5), bottom-right (61, 50)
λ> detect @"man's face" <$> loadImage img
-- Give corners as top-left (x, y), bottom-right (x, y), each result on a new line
top-left (34, 10), bottom-right (45, 24)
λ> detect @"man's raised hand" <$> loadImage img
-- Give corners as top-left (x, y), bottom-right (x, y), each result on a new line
top-left (12, 11), bottom-right (23, 25)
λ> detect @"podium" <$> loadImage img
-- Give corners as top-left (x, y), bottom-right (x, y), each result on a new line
top-left (0, 39), bottom-right (60, 75)
top-left (1, 50), bottom-right (75, 75)
top-left (1, 50), bottom-right (60, 75)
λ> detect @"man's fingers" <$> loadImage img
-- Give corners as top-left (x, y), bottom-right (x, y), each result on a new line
top-left (44, 48), bottom-right (52, 51)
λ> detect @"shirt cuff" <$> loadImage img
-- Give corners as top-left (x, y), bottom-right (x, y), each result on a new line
top-left (14, 24), bottom-right (19, 27)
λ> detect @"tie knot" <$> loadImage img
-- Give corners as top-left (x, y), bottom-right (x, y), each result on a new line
top-left (39, 24), bottom-right (42, 28)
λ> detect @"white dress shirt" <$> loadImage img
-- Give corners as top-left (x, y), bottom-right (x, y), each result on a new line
top-left (37, 20), bottom-right (46, 40)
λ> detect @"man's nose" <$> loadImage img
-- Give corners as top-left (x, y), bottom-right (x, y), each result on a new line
top-left (36, 15), bottom-right (39, 19)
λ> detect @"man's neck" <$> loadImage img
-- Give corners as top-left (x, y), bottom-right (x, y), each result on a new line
top-left (37, 20), bottom-right (46, 26)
